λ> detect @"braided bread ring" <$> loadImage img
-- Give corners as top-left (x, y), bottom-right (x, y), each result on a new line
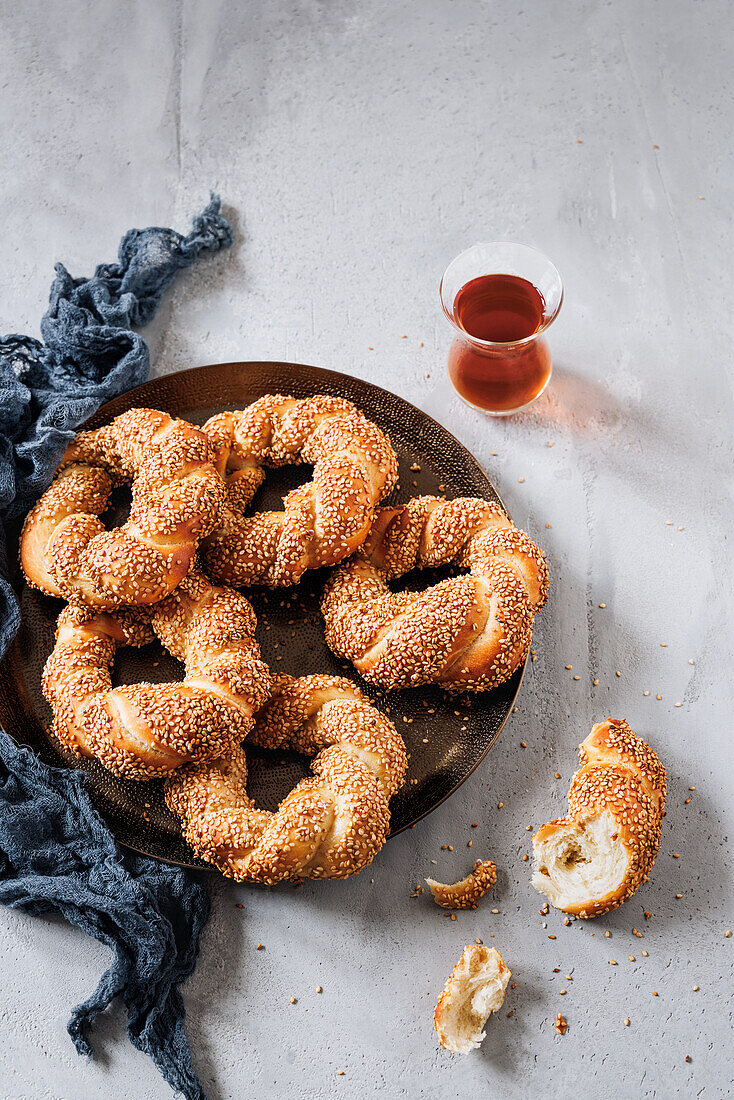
top-left (532, 719), bottom-right (667, 917)
top-left (321, 495), bottom-right (549, 692)
top-left (21, 408), bottom-right (225, 608)
top-left (201, 394), bottom-right (398, 587)
top-left (165, 674), bottom-right (408, 883)
top-left (42, 571), bottom-right (272, 780)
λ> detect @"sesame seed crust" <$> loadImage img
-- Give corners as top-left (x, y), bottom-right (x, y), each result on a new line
top-left (321, 495), bottom-right (549, 692)
top-left (42, 571), bottom-right (272, 780)
top-left (200, 395), bottom-right (398, 588)
top-left (20, 408), bottom-right (226, 609)
top-left (532, 719), bottom-right (667, 918)
top-left (164, 673), bottom-right (408, 884)
top-left (426, 859), bottom-right (498, 909)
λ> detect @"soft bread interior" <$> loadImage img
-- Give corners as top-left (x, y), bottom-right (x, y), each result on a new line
top-left (532, 811), bottom-right (630, 909)
top-left (435, 947), bottom-right (510, 1053)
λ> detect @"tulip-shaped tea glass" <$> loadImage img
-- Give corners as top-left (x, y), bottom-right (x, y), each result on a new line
top-left (440, 242), bottom-right (563, 415)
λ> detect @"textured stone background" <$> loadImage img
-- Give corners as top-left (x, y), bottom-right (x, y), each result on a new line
top-left (0, 2), bottom-right (732, 1098)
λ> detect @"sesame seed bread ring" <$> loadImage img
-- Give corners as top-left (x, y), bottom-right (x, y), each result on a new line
top-left (21, 408), bottom-right (225, 608)
top-left (42, 571), bottom-right (272, 780)
top-left (532, 719), bottom-right (667, 918)
top-left (165, 673), bottom-right (408, 883)
top-left (321, 495), bottom-right (549, 692)
top-left (426, 858), bottom-right (497, 909)
top-left (201, 394), bottom-right (398, 587)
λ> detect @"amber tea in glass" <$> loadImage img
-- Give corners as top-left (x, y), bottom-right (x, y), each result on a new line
top-left (440, 243), bottom-right (563, 415)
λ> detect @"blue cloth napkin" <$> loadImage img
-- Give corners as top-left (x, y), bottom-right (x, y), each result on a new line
top-left (0, 197), bottom-right (234, 1099)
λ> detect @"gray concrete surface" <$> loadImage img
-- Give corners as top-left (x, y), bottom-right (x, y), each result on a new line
top-left (1, 1), bottom-right (732, 1097)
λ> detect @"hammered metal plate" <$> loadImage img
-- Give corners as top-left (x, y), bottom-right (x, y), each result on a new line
top-left (0, 362), bottom-right (526, 870)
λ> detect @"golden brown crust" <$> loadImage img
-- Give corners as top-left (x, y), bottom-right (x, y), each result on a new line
top-left (321, 495), bottom-right (548, 692)
top-left (201, 395), bottom-right (398, 587)
top-left (42, 571), bottom-right (272, 780)
top-left (164, 674), bottom-right (408, 883)
top-left (425, 859), bottom-right (497, 909)
top-left (21, 409), bottom-right (225, 608)
top-left (532, 719), bottom-right (667, 918)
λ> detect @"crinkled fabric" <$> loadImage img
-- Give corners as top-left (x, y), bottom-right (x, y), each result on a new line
top-left (0, 197), bottom-right (233, 1099)
top-left (0, 193), bottom-right (233, 656)
top-left (0, 730), bottom-right (211, 1100)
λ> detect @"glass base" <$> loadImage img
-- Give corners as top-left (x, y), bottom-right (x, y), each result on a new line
top-left (451, 365), bottom-right (552, 416)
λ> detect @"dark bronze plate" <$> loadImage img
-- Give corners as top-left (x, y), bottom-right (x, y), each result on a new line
top-left (0, 362), bottom-right (526, 870)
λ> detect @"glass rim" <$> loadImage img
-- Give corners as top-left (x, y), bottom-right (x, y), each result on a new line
top-left (439, 241), bottom-right (564, 349)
